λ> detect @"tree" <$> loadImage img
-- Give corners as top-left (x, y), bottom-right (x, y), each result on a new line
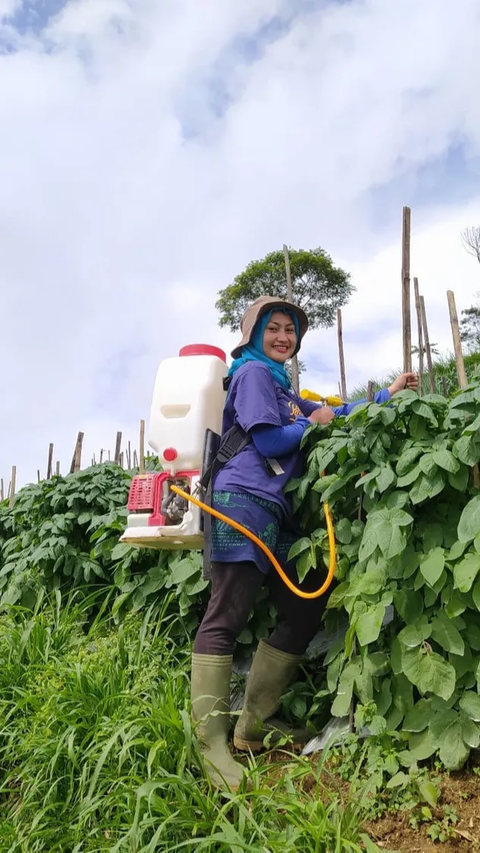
top-left (460, 293), bottom-right (480, 352)
top-left (216, 247), bottom-right (353, 332)
top-left (461, 226), bottom-right (480, 265)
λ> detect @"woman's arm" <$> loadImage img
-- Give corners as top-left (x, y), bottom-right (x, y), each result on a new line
top-left (251, 418), bottom-right (310, 457)
top-left (332, 388), bottom-right (391, 417)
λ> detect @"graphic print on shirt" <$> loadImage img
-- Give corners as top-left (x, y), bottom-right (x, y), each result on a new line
top-left (288, 398), bottom-right (303, 422)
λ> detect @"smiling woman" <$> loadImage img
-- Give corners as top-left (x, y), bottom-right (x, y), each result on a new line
top-left (189, 294), bottom-right (418, 792)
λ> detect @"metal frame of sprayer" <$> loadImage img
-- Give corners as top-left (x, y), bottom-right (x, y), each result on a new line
top-left (121, 469), bottom-right (204, 550)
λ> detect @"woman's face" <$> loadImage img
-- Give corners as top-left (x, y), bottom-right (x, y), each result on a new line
top-left (262, 311), bottom-right (297, 362)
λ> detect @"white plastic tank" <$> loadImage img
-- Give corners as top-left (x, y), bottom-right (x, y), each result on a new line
top-left (148, 344), bottom-right (228, 473)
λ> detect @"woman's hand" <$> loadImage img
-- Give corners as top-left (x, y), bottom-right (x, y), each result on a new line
top-left (308, 406), bottom-right (335, 425)
top-left (388, 372), bottom-right (418, 397)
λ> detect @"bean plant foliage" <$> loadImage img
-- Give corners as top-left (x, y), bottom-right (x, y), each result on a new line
top-left (287, 378), bottom-right (480, 772)
top-left (0, 461), bottom-right (274, 648)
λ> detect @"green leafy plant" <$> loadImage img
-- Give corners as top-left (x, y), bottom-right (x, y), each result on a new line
top-left (288, 380), bottom-right (480, 772)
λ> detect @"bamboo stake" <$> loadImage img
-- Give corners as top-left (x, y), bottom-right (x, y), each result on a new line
top-left (367, 380), bottom-right (375, 402)
top-left (0, 478), bottom-right (3, 502)
top-left (133, 449), bottom-right (139, 468)
top-left (139, 420), bottom-right (145, 475)
top-left (283, 244), bottom-right (300, 394)
top-left (37, 470), bottom-right (41, 483)
top-left (99, 449), bottom-right (104, 464)
top-left (419, 296), bottom-right (436, 393)
top-left (119, 451), bottom-right (124, 469)
top-left (337, 309), bottom-right (347, 400)
top-left (401, 207), bottom-right (412, 373)
top-left (47, 443), bottom-right (54, 479)
top-left (447, 290), bottom-right (467, 388)
top-left (56, 461), bottom-right (60, 476)
top-left (70, 432), bottom-right (84, 474)
top-left (127, 440), bottom-right (132, 469)
top-left (413, 278), bottom-right (424, 397)
top-left (447, 290), bottom-right (479, 487)
top-left (9, 465), bottom-right (16, 506)
top-left (114, 432), bottom-right (122, 465)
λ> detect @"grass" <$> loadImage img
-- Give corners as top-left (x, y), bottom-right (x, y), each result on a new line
top-left (0, 590), bottom-right (383, 852)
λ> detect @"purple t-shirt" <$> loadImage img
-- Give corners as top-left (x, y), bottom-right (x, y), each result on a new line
top-left (213, 363), bottom-right (317, 514)
top-left (213, 361), bottom-right (391, 516)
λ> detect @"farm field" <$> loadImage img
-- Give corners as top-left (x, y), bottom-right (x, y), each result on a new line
top-left (2, 377), bottom-right (480, 850)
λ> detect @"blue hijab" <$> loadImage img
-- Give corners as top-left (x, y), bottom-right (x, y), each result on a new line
top-left (228, 309), bottom-right (299, 391)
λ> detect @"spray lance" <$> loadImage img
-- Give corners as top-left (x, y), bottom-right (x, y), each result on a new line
top-left (121, 344), bottom-right (339, 600)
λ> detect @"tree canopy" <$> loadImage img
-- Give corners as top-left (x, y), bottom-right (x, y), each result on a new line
top-left (216, 247), bottom-right (353, 331)
top-left (461, 294), bottom-right (480, 352)
top-left (461, 226), bottom-right (480, 265)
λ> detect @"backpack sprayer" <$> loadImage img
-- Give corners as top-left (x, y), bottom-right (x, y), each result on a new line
top-left (121, 345), bottom-right (337, 600)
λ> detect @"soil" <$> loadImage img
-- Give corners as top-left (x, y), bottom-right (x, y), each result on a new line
top-left (258, 749), bottom-right (480, 852)
top-left (365, 771), bottom-right (480, 852)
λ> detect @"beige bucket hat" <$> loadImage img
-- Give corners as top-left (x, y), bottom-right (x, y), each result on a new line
top-left (231, 295), bottom-right (309, 359)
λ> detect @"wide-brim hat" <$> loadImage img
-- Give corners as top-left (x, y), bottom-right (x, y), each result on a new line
top-left (231, 295), bottom-right (308, 360)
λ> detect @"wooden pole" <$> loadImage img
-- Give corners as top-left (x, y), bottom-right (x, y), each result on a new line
top-left (0, 478), bottom-right (4, 502)
top-left (37, 470), bottom-right (41, 483)
top-left (99, 448), bottom-right (104, 464)
top-left (55, 461), bottom-right (60, 476)
top-left (401, 207), bottom-right (412, 373)
top-left (47, 443), bottom-right (54, 479)
top-left (114, 432), bottom-right (122, 465)
top-left (447, 290), bottom-right (467, 389)
top-left (9, 465), bottom-right (16, 507)
top-left (283, 244), bottom-right (300, 394)
top-left (413, 278), bottom-right (424, 397)
top-left (133, 449), bottom-right (139, 468)
top-left (367, 380), bottom-right (375, 402)
top-left (127, 440), bottom-right (132, 469)
top-left (419, 296), bottom-right (436, 393)
top-left (139, 420), bottom-right (145, 475)
top-left (337, 309), bottom-right (347, 400)
top-left (70, 432), bottom-right (84, 474)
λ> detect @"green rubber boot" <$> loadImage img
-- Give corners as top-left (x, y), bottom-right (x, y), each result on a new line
top-left (191, 653), bottom-right (245, 791)
top-left (233, 640), bottom-right (309, 752)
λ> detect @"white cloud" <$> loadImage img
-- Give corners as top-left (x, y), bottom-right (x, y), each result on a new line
top-left (1, 0), bottom-right (480, 488)
top-left (0, 0), bottom-right (20, 16)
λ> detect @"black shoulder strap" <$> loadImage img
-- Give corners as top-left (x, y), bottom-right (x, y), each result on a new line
top-left (200, 423), bottom-right (251, 581)
top-left (199, 424), bottom-right (251, 491)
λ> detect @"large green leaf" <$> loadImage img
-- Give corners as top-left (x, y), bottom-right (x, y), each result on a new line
top-left (420, 548), bottom-right (445, 587)
top-left (439, 717), bottom-right (470, 770)
top-left (401, 645), bottom-right (456, 701)
top-left (430, 612), bottom-right (464, 656)
top-left (355, 603), bottom-right (386, 647)
top-left (453, 553), bottom-right (480, 593)
top-left (393, 588), bottom-right (423, 623)
top-left (403, 698), bottom-right (431, 732)
top-left (432, 448), bottom-right (460, 473)
top-left (458, 496), bottom-right (480, 543)
top-left (459, 691), bottom-right (480, 722)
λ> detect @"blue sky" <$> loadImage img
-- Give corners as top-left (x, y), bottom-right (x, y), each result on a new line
top-left (3, 0), bottom-right (66, 32)
top-left (1, 0), bottom-right (480, 486)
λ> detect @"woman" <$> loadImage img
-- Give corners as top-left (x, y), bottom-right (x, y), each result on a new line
top-left (191, 295), bottom-right (417, 790)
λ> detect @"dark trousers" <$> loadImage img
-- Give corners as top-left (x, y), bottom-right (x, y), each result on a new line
top-left (193, 560), bottom-right (327, 657)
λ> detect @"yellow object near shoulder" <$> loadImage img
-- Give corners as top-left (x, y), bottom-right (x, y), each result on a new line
top-left (300, 389), bottom-right (344, 407)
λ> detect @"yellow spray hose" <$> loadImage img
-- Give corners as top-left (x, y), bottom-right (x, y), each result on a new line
top-left (170, 484), bottom-right (336, 600)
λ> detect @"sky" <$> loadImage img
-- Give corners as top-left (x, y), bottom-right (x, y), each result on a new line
top-left (1, 0), bottom-right (480, 489)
